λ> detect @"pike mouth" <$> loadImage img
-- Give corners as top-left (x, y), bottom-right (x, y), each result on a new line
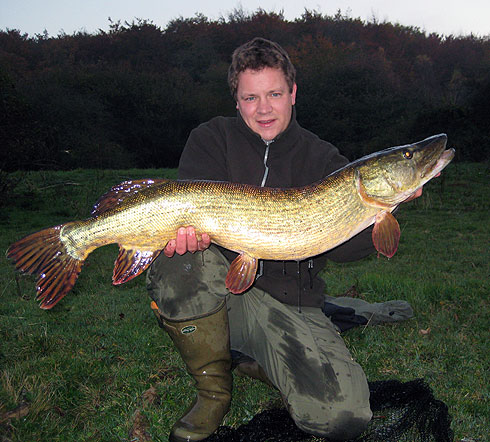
top-left (422, 148), bottom-right (455, 180)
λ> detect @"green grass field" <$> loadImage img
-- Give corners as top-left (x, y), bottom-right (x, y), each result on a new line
top-left (0, 163), bottom-right (488, 441)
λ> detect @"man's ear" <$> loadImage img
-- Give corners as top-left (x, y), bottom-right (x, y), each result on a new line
top-left (291, 83), bottom-right (297, 105)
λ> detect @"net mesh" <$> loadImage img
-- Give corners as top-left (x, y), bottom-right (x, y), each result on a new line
top-left (206, 379), bottom-right (454, 442)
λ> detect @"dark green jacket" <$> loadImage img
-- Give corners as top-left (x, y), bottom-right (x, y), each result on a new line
top-left (178, 110), bottom-right (375, 308)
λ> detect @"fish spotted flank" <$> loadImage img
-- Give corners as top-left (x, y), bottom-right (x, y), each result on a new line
top-left (7, 134), bottom-right (454, 309)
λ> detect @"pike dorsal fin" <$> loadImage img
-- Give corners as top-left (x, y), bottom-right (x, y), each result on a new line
top-left (112, 246), bottom-right (162, 285)
top-left (225, 252), bottom-right (258, 294)
top-left (91, 179), bottom-right (169, 216)
top-left (372, 211), bottom-right (401, 258)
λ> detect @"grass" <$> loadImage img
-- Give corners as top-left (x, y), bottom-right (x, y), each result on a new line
top-left (0, 163), bottom-right (488, 441)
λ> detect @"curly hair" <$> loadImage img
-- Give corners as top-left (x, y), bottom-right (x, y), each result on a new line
top-left (228, 37), bottom-right (296, 100)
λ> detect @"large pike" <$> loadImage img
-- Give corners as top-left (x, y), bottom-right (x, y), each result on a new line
top-left (7, 134), bottom-right (454, 309)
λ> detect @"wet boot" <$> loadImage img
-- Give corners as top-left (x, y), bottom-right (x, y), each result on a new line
top-left (232, 353), bottom-right (292, 413)
top-left (156, 301), bottom-right (232, 442)
top-left (234, 359), bottom-right (275, 388)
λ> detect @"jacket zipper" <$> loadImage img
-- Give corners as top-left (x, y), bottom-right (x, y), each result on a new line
top-left (260, 140), bottom-right (272, 187)
top-left (256, 140), bottom-right (273, 280)
top-left (256, 139), bottom-right (309, 313)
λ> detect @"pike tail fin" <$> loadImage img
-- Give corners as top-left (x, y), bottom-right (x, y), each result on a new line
top-left (7, 224), bottom-right (84, 309)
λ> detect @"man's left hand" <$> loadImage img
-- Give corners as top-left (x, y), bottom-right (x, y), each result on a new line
top-left (403, 187), bottom-right (423, 203)
top-left (403, 172), bottom-right (441, 203)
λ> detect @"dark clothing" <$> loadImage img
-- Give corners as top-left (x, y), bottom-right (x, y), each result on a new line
top-left (177, 110), bottom-right (375, 308)
top-left (147, 109), bottom-right (416, 440)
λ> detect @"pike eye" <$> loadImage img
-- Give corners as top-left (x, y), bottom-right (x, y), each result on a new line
top-left (402, 149), bottom-right (413, 159)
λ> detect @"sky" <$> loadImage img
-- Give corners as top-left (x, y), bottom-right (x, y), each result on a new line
top-left (1, 0), bottom-right (489, 38)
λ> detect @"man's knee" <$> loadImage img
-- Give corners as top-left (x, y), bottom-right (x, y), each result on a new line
top-left (286, 363), bottom-right (371, 440)
top-left (146, 246), bottom-right (229, 320)
top-left (291, 403), bottom-right (372, 440)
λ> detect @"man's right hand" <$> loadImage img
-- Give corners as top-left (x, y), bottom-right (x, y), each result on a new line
top-left (164, 226), bottom-right (211, 257)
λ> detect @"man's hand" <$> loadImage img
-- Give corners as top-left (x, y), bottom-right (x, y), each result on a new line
top-left (403, 172), bottom-right (441, 203)
top-left (403, 187), bottom-right (423, 203)
top-left (164, 226), bottom-right (211, 257)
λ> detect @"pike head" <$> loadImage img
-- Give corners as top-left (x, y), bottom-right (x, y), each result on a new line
top-left (355, 134), bottom-right (455, 208)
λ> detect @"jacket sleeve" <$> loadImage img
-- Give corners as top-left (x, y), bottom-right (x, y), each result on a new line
top-left (178, 119), bottom-right (229, 181)
top-left (324, 227), bottom-right (375, 263)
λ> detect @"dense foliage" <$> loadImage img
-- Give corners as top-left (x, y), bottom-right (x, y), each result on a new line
top-left (1, 10), bottom-right (489, 170)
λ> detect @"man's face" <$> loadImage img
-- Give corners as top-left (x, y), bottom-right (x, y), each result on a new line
top-left (236, 67), bottom-right (297, 141)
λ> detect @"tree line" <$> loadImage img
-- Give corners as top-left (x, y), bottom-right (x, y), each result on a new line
top-left (1, 9), bottom-right (489, 171)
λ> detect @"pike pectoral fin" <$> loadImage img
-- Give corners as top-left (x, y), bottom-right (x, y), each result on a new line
top-left (225, 252), bottom-right (258, 294)
top-left (113, 246), bottom-right (162, 285)
top-left (372, 211), bottom-right (401, 258)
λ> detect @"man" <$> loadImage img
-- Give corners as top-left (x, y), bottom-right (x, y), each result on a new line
top-left (147, 37), bottom-right (418, 442)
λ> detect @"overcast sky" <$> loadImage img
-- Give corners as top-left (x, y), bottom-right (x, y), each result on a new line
top-left (1, 0), bottom-right (489, 38)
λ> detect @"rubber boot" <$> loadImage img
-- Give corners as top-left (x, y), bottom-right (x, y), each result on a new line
top-left (157, 301), bottom-right (232, 442)
top-left (234, 360), bottom-right (275, 388)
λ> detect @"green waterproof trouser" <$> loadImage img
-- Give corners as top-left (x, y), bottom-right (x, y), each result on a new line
top-left (147, 246), bottom-right (372, 439)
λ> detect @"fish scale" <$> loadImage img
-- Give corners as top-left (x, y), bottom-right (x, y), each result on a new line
top-left (7, 134), bottom-right (454, 309)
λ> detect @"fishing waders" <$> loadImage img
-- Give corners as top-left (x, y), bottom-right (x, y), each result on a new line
top-left (152, 301), bottom-right (232, 442)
